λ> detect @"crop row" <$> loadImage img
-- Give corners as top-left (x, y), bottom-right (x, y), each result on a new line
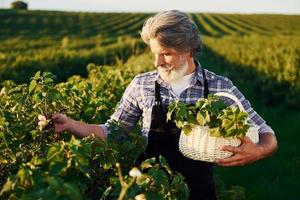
top-left (1, 9), bottom-right (299, 39)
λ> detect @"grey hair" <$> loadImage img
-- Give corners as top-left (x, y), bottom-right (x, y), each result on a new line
top-left (140, 10), bottom-right (202, 57)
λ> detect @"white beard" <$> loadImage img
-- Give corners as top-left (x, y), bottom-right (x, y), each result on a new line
top-left (157, 59), bottom-right (189, 84)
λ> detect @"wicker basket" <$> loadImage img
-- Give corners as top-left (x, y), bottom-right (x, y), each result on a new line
top-left (178, 92), bottom-right (259, 163)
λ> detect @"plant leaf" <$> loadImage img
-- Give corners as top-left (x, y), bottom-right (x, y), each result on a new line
top-left (29, 80), bottom-right (37, 93)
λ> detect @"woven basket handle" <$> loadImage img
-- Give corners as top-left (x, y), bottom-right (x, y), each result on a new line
top-left (214, 92), bottom-right (245, 111)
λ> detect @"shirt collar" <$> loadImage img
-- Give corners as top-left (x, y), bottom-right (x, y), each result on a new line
top-left (154, 59), bottom-right (205, 86)
top-left (194, 60), bottom-right (205, 86)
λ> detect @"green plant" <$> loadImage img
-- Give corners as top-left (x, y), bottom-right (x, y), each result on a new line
top-left (106, 156), bottom-right (189, 200)
top-left (0, 70), bottom-right (189, 199)
top-left (167, 94), bottom-right (250, 138)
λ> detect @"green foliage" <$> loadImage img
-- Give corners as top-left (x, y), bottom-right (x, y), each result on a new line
top-left (0, 9), bottom-right (299, 108)
top-left (0, 36), bottom-right (147, 83)
top-left (192, 13), bottom-right (300, 36)
top-left (108, 156), bottom-right (189, 200)
top-left (167, 94), bottom-right (250, 138)
top-left (0, 10), bottom-right (150, 39)
top-left (204, 35), bottom-right (300, 108)
top-left (0, 70), bottom-right (189, 199)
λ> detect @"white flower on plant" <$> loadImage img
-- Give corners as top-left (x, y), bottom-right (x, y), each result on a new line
top-left (0, 87), bottom-right (6, 96)
top-left (135, 193), bottom-right (146, 200)
top-left (38, 114), bottom-right (48, 131)
top-left (129, 167), bottom-right (142, 177)
top-left (38, 114), bottom-right (46, 121)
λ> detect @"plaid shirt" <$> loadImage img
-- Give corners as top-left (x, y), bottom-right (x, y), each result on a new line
top-left (101, 62), bottom-right (274, 138)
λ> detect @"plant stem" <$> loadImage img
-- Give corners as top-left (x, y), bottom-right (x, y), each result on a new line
top-left (116, 163), bottom-right (136, 200)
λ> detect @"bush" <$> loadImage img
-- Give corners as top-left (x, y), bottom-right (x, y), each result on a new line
top-left (11, 1), bottom-right (28, 10)
top-left (0, 71), bottom-right (189, 199)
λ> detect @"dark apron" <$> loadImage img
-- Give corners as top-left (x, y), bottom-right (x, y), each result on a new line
top-left (137, 68), bottom-right (216, 200)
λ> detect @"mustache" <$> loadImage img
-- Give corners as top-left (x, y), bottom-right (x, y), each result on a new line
top-left (157, 64), bottom-right (174, 71)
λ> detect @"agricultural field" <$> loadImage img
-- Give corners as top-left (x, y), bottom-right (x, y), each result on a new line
top-left (0, 9), bottom-right (299, 199)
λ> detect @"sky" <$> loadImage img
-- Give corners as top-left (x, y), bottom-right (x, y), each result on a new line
top-left (1, 0), bottom-right (300, 14)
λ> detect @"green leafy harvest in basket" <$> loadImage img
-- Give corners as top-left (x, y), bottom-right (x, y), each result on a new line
top-left (167, 94), bottom-right (250, 138)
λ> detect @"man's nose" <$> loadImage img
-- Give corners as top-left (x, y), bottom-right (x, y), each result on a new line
top-left (155, 55), bottom-right (165, 68)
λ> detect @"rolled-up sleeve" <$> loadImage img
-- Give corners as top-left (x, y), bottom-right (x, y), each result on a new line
top-left (100, 76), bottom-right (142, 137)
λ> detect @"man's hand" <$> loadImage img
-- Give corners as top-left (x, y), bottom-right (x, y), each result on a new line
top-left (216, 136), bottom-right (265, 167)
top-left (52, 113), bottom-right (105, 139)
top-left (52, 113), bottom-right (72, 133)
top-left (216, 133), bottom-right (277, 166)
top-left (216, 133), bottom-right (277, 167)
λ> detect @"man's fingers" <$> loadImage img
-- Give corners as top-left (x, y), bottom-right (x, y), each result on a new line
top-left (217, 154), bottom-right (248, 166)
top-left (221, 145), bottom-right (242, 153)
top-left (216, 154), bottom-right (242, 163)
top-left (217, 160), bottom-right (245, 167)
top-left (238, 136), bottom-right (251, 144)
top-left (52, 113), bottom-right (67, 123)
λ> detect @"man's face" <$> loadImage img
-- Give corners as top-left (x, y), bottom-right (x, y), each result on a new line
top-left (149, 38), bottom-right (191, 83)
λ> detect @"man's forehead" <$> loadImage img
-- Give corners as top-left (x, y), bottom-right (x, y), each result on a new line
top-left (149, 38), bottom-right (177, 54)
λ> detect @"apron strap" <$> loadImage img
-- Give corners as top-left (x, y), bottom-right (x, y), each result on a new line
top-left (154, 81), bottom-right (161, 105)
top-left (202, 68), bottom-right (209, 98)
